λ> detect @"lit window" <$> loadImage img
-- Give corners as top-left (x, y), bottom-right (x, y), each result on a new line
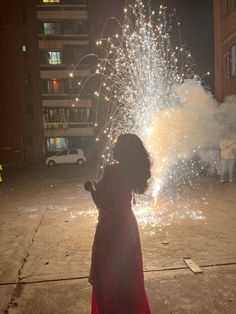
top-left (43, 80), bottom-right (65, 94)
top-left (47, 138), bottom-right (69, 153)
top-left (43, 0), bottom-right (60, 3)
top-left (22, 44), bottom-right (27, 53)
top-left (227, 44), bottom-right (236, 78)
top-left (48, 51), bottom-right (62, 64)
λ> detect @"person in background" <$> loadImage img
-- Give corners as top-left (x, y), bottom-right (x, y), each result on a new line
top-left (84, 133), bottom-right (151, 314)
top-left (220, 132), bottom-right (236, 183)
top-left (0, 164), bottom-right (3, 183)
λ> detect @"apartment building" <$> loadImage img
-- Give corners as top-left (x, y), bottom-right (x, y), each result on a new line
top-left (214, 0), bottom-right (236, 101)
top-left (37, 0), bottom-right (94, 155)
top-left (0, 0), bottom-right (44, 166)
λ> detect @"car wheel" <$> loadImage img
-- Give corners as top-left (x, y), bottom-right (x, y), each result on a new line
top-left (48, 160), bottom-right (56, 167)
top-left (77, 159), bottom-right (84, 165)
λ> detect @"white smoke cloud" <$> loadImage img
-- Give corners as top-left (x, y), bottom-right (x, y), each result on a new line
top-left (145, 79), bottom-right (236, 190)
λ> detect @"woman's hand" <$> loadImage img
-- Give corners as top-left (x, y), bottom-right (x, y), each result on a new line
top-left (84, 180), bottom-right (95, 192)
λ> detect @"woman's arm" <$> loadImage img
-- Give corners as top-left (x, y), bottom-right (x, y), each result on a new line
top-left (84, 181), bottom-right (100, 208)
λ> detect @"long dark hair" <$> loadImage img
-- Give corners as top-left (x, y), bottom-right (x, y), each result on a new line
top-left (113, 133), bottom-right (151, 194)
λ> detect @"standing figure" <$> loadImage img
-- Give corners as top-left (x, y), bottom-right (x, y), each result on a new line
top-left (85, 133), bottom-right (151, 314)
top-left (0, 164), bottom-right (3, 183)
top-left (220, 133), bottom-right (236, 183)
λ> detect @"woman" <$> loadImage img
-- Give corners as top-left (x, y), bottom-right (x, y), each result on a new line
top-left (84, 133), bottom-right (151, 314)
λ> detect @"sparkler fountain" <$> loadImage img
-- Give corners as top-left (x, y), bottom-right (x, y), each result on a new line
top-left (72, 0), bottom-right (220, 227)
top-left (91, 1), bottom-right (203, 193)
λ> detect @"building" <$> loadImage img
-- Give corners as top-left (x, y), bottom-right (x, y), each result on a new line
top-left (214, 0), bottom-right (236, 101)
top-left (37, 0), bottom-right (94, 157)
top-left (0, 0), bottom-right (44, 166)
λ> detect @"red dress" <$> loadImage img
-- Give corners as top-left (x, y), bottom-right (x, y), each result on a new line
top-left (89, 164), bottom-right (151, 314)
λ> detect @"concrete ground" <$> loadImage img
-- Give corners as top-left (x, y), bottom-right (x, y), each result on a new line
top-left (0, 165), bottom-right (235, 314)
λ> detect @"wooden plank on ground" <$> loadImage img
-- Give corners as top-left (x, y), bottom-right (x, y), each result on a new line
top-left (183, 257), bottom-right (202, 274)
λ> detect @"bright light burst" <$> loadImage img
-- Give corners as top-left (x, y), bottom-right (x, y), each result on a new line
top-left (91, 1), bottom-right (197, 193)
top-left (75, 0), bottom-right (208, 199)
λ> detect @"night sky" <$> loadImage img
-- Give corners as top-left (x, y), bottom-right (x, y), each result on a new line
top-left (163, 0), bottom-right (214, 92)
top-left (92, 0), bottom-right (214, 92)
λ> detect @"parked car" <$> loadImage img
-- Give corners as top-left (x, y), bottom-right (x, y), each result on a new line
top-left (46, 149), bottom-right (86, 166)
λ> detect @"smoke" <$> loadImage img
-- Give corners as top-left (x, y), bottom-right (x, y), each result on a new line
top-left (145, 79), bottom-right (236, 191)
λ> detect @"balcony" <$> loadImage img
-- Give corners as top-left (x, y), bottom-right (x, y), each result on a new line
top-left (39, 47), bottom-right (90, 68)
top-left (44, 122), bottom-right (94, 129)
top-left (37, 11), bottom-right (88, 21)
top-left (40, 69), bottom-right (90, 79)
top-left (38, 0), bottom-right (87, 6)
top-left (42, 98), bottom-right (92, 107)
top-left (44, 124), bottom-right (94, 137)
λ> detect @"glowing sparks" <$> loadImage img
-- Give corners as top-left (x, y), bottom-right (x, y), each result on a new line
top-left (84, 0), bottom-right (200, 196)
top-left (75, 1), bottom-right (216, 199)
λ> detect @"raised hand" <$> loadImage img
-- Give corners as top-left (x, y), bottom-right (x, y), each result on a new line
top-left (84, 180), bottom-right (95, 192)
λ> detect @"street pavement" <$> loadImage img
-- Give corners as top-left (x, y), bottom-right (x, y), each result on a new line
top-left (0, 165), bottom-right (235, 313)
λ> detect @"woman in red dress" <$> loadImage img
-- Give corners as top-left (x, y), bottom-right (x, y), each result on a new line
top-left (85, 133), bottom-right (151, 314)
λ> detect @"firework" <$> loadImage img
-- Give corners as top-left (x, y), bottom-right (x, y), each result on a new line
top-left (74, 1), bottom-right (213, 197)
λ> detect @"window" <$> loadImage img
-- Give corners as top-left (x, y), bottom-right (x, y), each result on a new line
top-left (27, 103), bottom-right (33, 120)
top-left (76, 20), bottom-right (88, 34)
top-left (22, 43), bottom-right (27, 55)
top-left (47, 138), bottom-right (68, 152)
top-left (43, 0), bottom-right (60, 3)
top-left (42, 79), bottom-right (66, 94)
top-left (48, 51), bottom-right (62, 64)
top-left (22, 44), bottom-right (27, 53)
top-left (69, 108), bottom-right (91, 122)
top-left (69, 149), bottom-right (78, 155)
top-left (40, 50), bottom-right (63, 65)
top-left (57, 150), bottom-right (67, 156)
top-left (43, 22), bottom-right (61, 35)
top-left (43, 108), bottom-right (68, 123)
top-left (64, 45), bottom-right (89, 64)
top-left (69, 136), bottom-right (92, 149)
top-left (227, 44), bottom-right (236, 78)
top-left (63, 21), bottom-right (88, 34)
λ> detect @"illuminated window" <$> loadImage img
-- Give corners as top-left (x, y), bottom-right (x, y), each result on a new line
top-left (22, 43), bottom-right (27, 54)
top-left (43, 0), bottom-right (60, 3)
top-left (227, 44), bottom-right (236, 78)
top-left (43, 80), bottom-right (66, 94)
top-left (47, 138), bottom-right (69, 152)
top-left (48, 51), bottom-right (62, 64)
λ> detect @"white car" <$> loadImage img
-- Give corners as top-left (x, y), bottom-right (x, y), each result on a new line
top-left (46, 149), bottom-right (86, 166)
